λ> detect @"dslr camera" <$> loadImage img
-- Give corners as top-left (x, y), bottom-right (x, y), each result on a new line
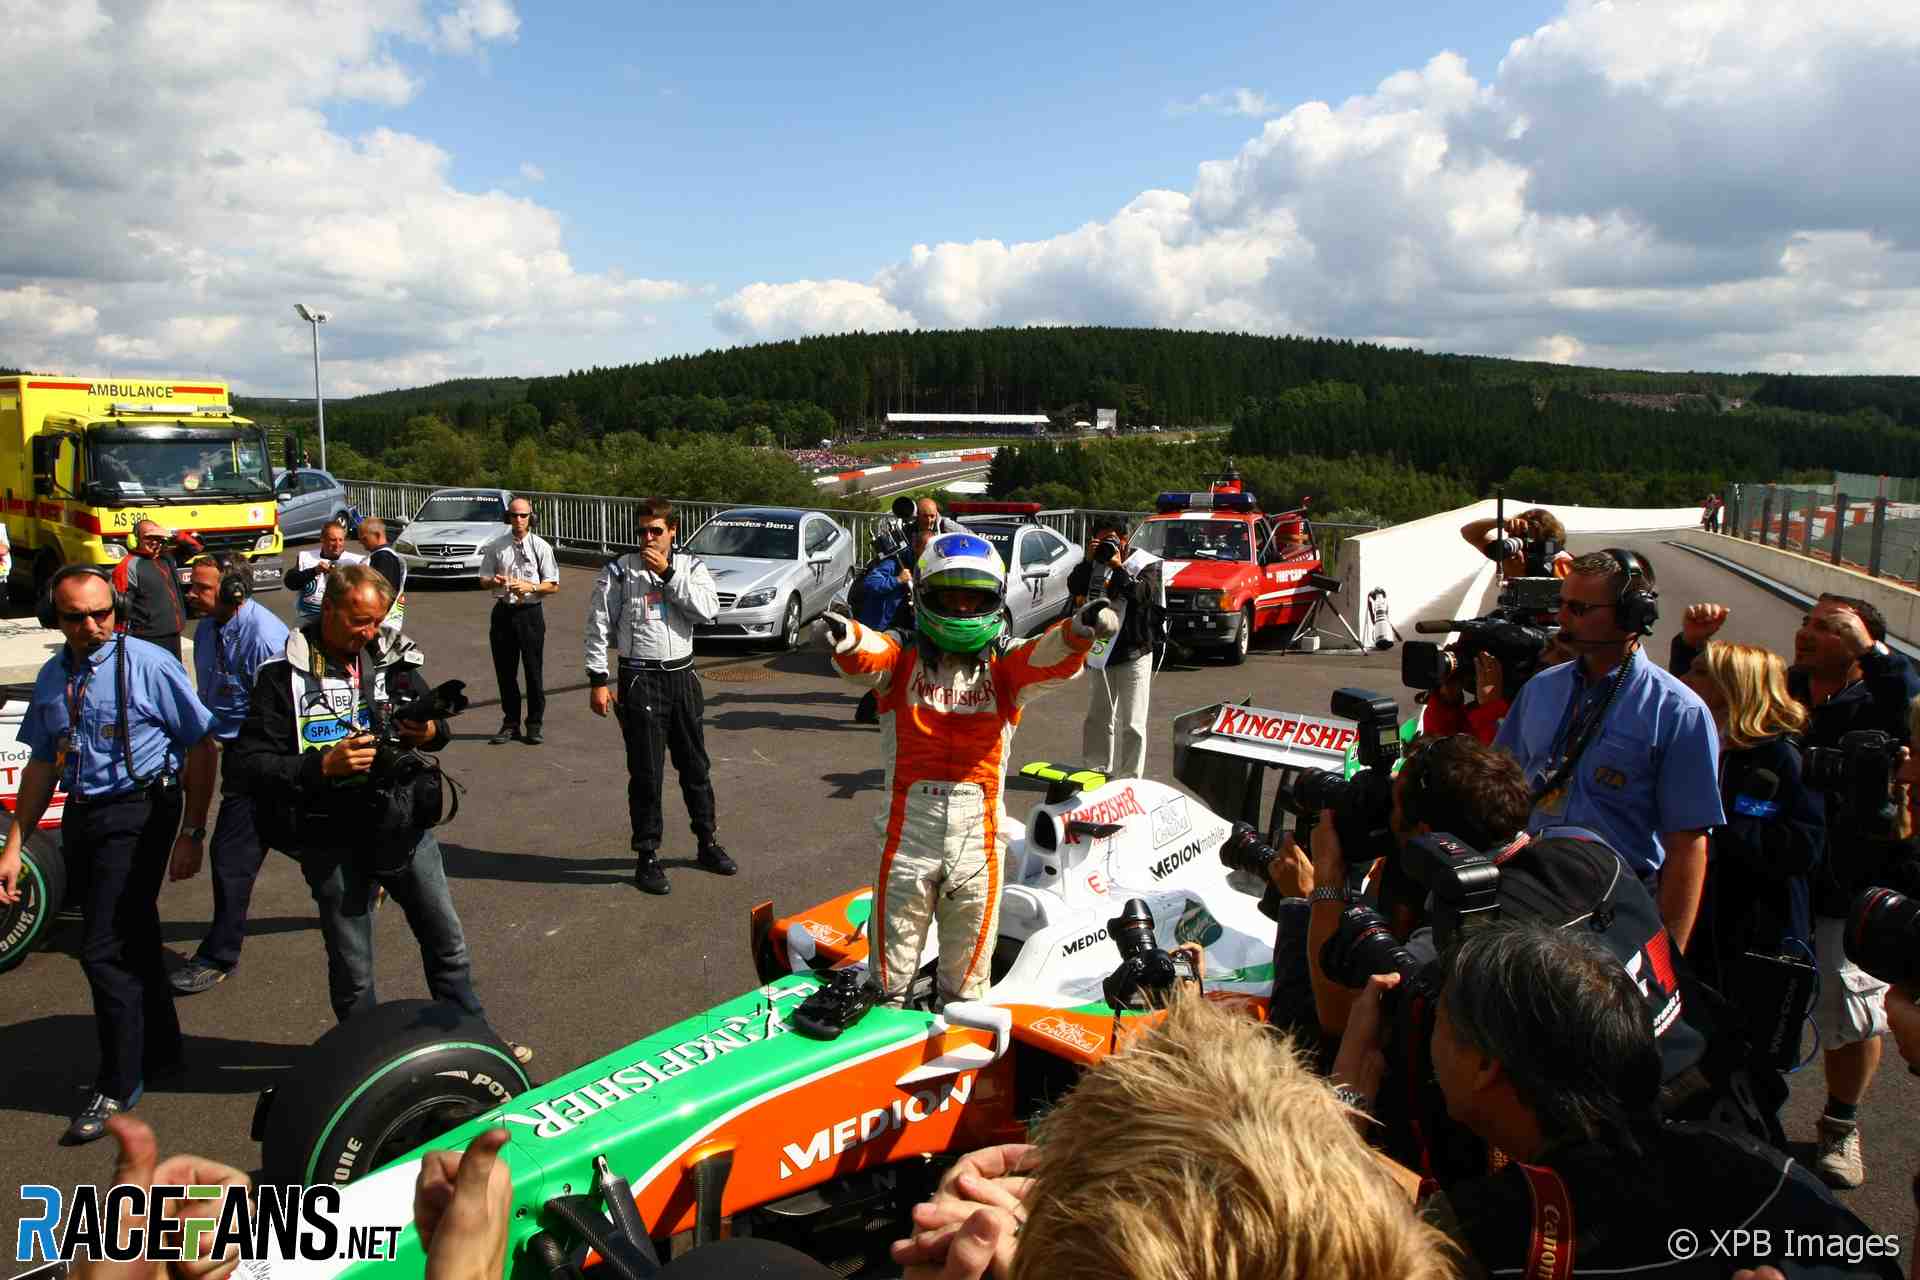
top-left (1803, 729), bottom-right (1903, 835)
top-left (1272, 689), bottom-right (1405, 874)
top-left (369, 679), bottom-right (470, 778)
top-left (1845, 867), bottom-right (1920, 989)
top-left (1401, 608), bottom-right (1557, 703)
top-left (1090, 535), bottom-right (1121, 565)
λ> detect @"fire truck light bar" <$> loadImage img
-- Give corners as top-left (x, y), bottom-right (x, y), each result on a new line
top-left (1155, 490), bottom-right (1257, 513)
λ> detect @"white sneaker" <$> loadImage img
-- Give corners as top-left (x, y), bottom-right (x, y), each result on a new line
top-left (1813, 1114), bottom-right (1865, 1189)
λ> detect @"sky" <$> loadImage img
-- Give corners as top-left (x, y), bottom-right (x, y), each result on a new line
top-left (4, 0), bottom-right (1919, 396)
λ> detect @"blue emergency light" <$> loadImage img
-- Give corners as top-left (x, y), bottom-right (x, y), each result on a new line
top-left (1155, 490), bottom-right (1258, 513)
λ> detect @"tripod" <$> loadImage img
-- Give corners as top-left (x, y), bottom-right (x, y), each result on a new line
top-left (1293, 574), bottom-right (1367, 651)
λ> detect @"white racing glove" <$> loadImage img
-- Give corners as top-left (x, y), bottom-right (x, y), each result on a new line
top-left (1073, 601), bottom-right (1119, 640)
top-left (813, 610), bottom-right (855, 652)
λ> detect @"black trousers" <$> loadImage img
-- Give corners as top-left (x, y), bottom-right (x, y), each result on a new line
top-left (490, 602), bottom-right (547, 729)
top-left (65, 784), bottom-right (185, 1102)
top-left (617, 662), bottom-right (716, 852)
top-left (193, 776), bottom-right (263, 972)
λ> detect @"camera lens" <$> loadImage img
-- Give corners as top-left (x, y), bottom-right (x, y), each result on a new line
top-left (1291, 768), bottom-right (1348, 816)
top-left (1107, 898), bottom-right (1158, 962)
top-left (1218, 821), bottom-right (1278, 877)
top-left (1846, 887), bottom-right (1920, 987)
top-left (1319, 905), bottom-right (1422, 990)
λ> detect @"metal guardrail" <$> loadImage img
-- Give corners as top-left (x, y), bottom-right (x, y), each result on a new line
top-left (1725, 481), bottom-right (1917, 585)
top-left (342, 482), bottom-right (1380, 575)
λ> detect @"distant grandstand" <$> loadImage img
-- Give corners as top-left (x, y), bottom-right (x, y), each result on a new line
top-left (884, 412), bottom-right (1048, 435)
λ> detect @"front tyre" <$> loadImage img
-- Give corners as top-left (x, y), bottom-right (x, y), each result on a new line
top-left (261, 999), bottom-right (530, 1187)
top-left (1226, 605), bottom-right (1253, 665)
top-left (0, 832), bottom-right (67, 974)
top-left (778, 595), bottom-right (804, 651)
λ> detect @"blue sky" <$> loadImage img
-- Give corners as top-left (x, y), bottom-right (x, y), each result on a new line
top-left (6, 1), bottom-right (1920, 394)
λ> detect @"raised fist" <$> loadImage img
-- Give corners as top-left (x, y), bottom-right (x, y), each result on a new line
top-left (1680, 603), bottom-right (1729, 647)
top-left (814, 610), bottom-right (851, 648)
top-left (1074, 601), bottom-right (1119, 639)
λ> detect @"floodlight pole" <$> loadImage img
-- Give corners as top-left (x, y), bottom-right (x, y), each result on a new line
top-left (294, 304), bottom-right (328, 471)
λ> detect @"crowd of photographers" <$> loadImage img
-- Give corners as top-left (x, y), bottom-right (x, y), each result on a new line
top-left (28, 499), bottom-right (1920, 1279)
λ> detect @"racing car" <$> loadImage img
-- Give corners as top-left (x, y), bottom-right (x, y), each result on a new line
top-left (252, 698), bottom-right (1367, 1278)
top-left (0, 681), bottom-right (68, 974)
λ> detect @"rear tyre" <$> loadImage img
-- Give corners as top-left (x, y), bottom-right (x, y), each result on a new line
top-left (1226, 605), bottom-right (1253, 665)
top-left (261, 999), bottom-right (530, 1188)
top-left (0, 833), bottom-right (67, 974)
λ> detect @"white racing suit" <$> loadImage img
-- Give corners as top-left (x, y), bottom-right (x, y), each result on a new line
top-left (828, 618), bottom-right (1093, 1004)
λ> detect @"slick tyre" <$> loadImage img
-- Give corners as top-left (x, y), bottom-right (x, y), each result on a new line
top-left (262, 999), bottom-right (530, 1188)
top-left (0, 832), bottom-right (67, 975)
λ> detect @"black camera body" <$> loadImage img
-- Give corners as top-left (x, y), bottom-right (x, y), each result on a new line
top-left (1091, 537), bottom-right (1120, 565)
top-left (1275, 689), bottom-right (1404, 874)
top-left (1402, 608), bottom-right (1556, 703)
top-left (1803, 729), bottom-right (1902, 835)
top-left (1319, 831), bottom-right (1503, 991)
top-left (369, 679), bottom-right (469, 778)
top-left (1101, 898), bottom-right (1192, 1012)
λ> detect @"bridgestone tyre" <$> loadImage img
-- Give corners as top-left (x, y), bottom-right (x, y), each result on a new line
top-left (0, 832), bottom-right (67, 974)
top-left (262, 999), bottom-right (531, 1188)
top-left (1227, 605), bottom-right (1253, 665)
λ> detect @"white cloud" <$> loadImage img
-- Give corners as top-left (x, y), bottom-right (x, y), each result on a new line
top-left (519, 161), bottom-right (545, 183)
top-left (0, 0), bottom-right (683, 394)
top-left (1168, 88), bottom-right (1277, 118)
top-left (720, 1), bottom-right (1920, 373)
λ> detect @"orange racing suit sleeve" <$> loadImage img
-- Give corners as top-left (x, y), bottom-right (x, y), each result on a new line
top-left (1000, 616), bottom-right (1094, 715)
top-left (829, 619), bottom-right (904, 696)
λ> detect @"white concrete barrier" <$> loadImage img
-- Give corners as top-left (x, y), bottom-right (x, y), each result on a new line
top-left (1343, 499), bottom-right (1704, 638)
top-left (1672, 529), bottom-right (1920, 645)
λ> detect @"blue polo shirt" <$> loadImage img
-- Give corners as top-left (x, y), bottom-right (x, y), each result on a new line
top-left (21, 634), bottom-right (215, 800)
top-left (192, 599), bottom-right (292, 741)
top-left (1493, 652), bottom-right (1725, 875)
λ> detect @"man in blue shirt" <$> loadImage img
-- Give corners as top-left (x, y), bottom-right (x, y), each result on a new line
top-left (170, 556), bottom-right (292, 996)
top-left (849, 527), bottom-right (927, 723)
top-left (0, 565), bottom-right (216, 1145)
top-left (1494, 550), bottom-right (1723, 949)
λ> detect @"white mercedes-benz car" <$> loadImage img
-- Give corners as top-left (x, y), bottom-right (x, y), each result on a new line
top-left (392, 487), bottom-right (515, 583)
top-left (683, 506), bottom-right (856, 649)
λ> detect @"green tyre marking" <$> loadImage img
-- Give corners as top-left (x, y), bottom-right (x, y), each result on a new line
top-left (303, 1041), bottom-right (528, 1185)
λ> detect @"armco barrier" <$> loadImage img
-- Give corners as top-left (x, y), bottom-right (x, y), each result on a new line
top-left (1671, 529), bottom-right (1920, 646)
top-left (1344, 500), bottom-right (1704, 640)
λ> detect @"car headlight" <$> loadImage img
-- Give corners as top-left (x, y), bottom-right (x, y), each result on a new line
top-left (394, 540), bottom-right (417, 555)
top-left (102, 543), bottom-right (127, 562)
top-left (1201, 591), bottom-right (1232, 611)
top-left (735, 588), bottom-right (778, 609)
top-left (254, 532), bottom-right (276, 552)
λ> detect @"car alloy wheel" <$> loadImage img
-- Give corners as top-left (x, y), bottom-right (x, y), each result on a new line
top-left (780, 596), bottom-right (803, 650)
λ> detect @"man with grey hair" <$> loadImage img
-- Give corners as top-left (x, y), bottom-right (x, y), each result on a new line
top-left (1334, 920), bottom-right (1898, 1278)
top-left (114, 519), bottom-right (196, 661)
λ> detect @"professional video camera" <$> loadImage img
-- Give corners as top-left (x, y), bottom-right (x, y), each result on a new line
top-left (1845, 880), bottom-right (1920, 989)
top-left (1803, 729), bottom-right (1903, 835)
top-left (1402, 611), bottom-right (1557, 702)
top-left (369, 679), bottom-right (470, 777)
top-left (870, 495), bottom-right (918, 561)
top-left (1272, 689), bottom-right (1404, 875)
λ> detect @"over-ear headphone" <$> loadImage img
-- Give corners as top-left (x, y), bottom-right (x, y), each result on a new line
top-left (1604, 547), bottom-right (1660, 636)
top-left (39, 564), bottom-right (131, 630)
top-left (206, 553), bottom-right (252, 607)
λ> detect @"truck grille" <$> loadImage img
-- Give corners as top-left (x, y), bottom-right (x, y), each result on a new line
top-left (191, 530), bottom-right (264, 557)
top-left (1165, 588), bottom-right (1199, 610)
top-left (416, 543), bottom-right (477, 558)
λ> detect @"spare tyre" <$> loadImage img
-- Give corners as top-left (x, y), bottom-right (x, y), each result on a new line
top-left (0, 832), bottom-right (68, 975)
top-left (261, 999), bottom-right (531, 1187)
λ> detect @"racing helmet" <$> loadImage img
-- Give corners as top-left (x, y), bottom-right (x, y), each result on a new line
top-left (915, 531), bottom-right (1006, 653)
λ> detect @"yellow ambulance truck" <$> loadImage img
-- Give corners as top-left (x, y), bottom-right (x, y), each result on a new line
top-left (0, 375), bottom-right (284, 604)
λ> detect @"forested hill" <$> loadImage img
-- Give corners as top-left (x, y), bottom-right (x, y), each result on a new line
top-left (523, 325), bottom-right (1761, 434)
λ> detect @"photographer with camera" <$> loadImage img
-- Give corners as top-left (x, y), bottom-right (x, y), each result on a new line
top-left (1332, 920), bottom-right (1901, 1279)
top-left (1068, 524), bottom-right (1159, 779)
top-left (1494, 550), bottom-right (1723, 949)
top-left (1674, 596), bottom-right (1920, 1188)
top-left (848, 512), bottom-right (930, 725)
top-left (227, 565), bottom-right (533, 1064)
top-left (1459, 506), bottom-right (1571, 581)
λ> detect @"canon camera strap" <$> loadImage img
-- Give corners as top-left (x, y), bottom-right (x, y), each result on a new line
top-left (1516, 1161), bottom-right (1576, 1280)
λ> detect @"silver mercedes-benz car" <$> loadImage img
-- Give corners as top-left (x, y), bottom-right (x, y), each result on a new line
top-left (683, 507), bottom-right (856, 649)
top-left (392, 487), bottom-right (515, 582)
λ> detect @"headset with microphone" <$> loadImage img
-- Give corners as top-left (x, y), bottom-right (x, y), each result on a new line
top-left (1604, 547), bottom-right (1659, 636)
top-left (37, 564), bottom-right (131, 630)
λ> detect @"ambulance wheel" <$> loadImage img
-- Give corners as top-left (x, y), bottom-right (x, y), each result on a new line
top-left (0, 832), bottom-right (67, 974)
top-left (261, 999), bottom-right (531, 1188)
top-left (1226, 606), bottom-right (1253, 665)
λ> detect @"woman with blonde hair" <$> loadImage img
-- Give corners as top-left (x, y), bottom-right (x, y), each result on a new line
top-left (1679, 641), bottom-right (1826, 993)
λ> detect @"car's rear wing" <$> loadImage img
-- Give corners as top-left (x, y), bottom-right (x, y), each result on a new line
top-left (1170, 700), bottom-right (1360, 837)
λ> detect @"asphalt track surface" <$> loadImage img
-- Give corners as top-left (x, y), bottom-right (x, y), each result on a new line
top-left (3, 533), bottom-right (1915, 1260)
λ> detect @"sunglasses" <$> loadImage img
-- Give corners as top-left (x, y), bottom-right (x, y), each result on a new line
top-left (1561, 599), bottom-right (1616, 618)
top-left (639, 526), bottom-right (670, 538)
top-left (60, 607), bottom-right (115, 624)
top-left (509, 511), bottom-right (532, 519)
